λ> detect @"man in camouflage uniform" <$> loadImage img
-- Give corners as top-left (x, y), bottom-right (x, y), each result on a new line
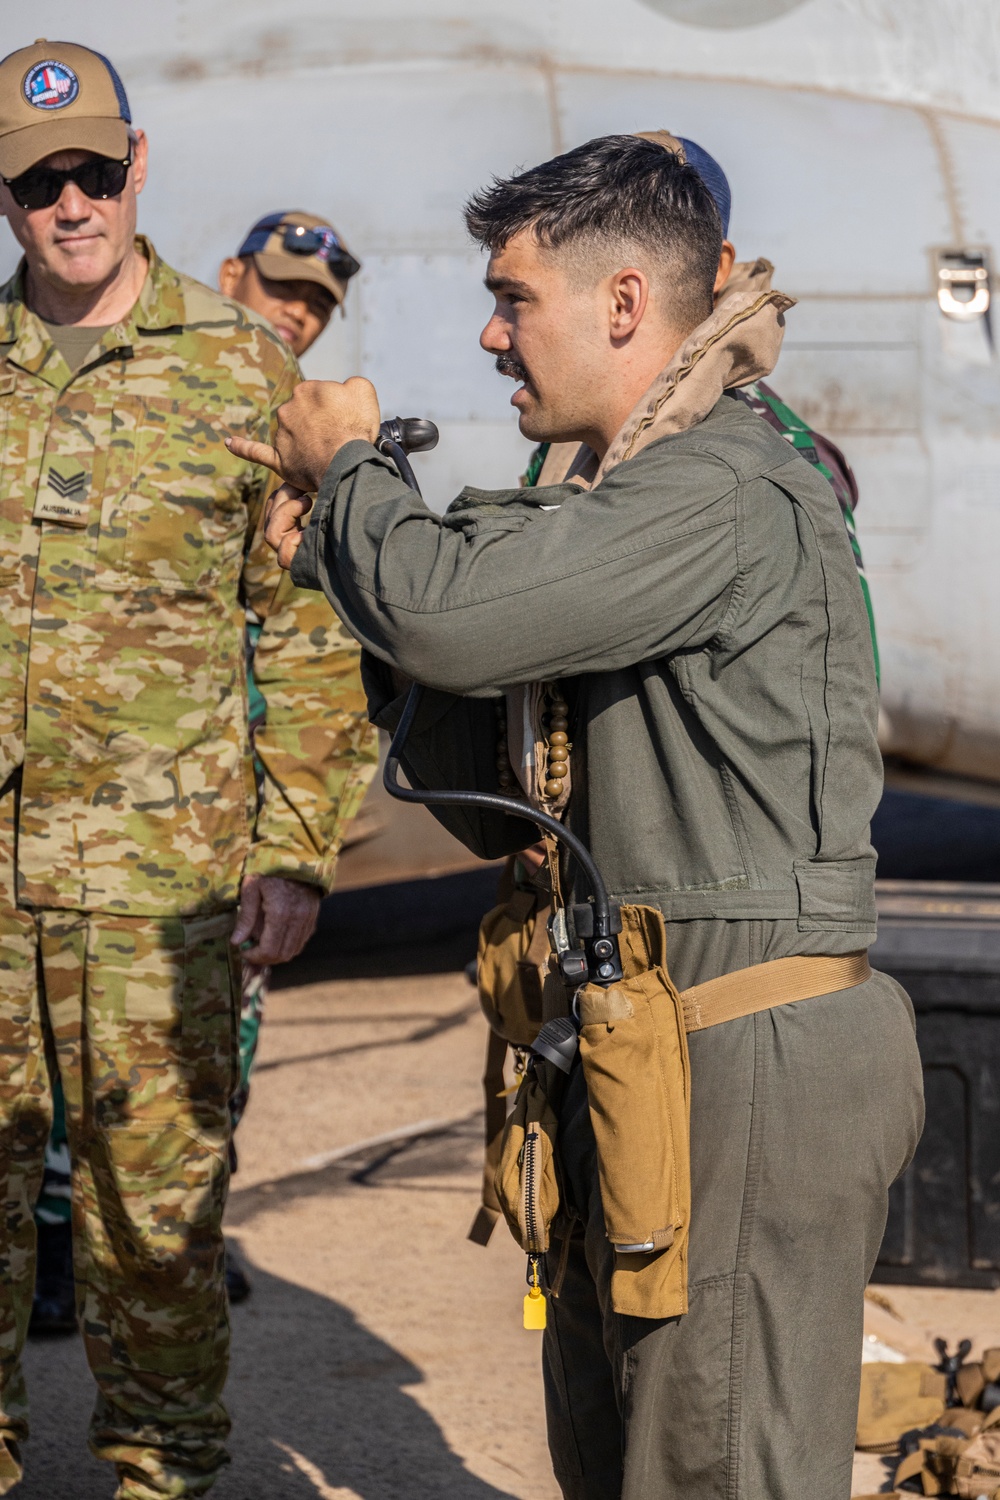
top-left (0, 38), bottom-right (374, 1498)
top-left (33, 208), bottom-right (366, 1318)
top-left (32, 207), bottom-right (367, 1317)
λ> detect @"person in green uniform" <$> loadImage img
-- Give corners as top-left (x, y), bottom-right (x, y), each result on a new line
top-left (523, 131), bottom-right (879, 677)
top-left (469, 137), bottom-right (882, 1216)
top-left (231, 135), bottom-right (924, 1500)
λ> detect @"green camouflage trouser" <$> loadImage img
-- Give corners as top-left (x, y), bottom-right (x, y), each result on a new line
top-left (37, 956), bottom-right (267, 1217)
top-left (0, 891), bottom-right (239, 1499)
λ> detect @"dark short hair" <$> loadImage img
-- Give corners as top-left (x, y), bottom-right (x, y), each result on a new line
top-left (465, 134), bottom-right (722, 328)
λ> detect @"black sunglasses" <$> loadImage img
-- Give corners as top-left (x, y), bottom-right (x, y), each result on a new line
top-left (239, 218), bottom-right (361, 282)
top-left (2, 154), bottom-right (131, 211)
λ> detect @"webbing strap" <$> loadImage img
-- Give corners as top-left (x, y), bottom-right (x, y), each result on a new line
top-left (680, 951), bottom-right (871, 1034)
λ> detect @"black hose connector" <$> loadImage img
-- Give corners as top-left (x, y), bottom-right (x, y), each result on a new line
top-left (375, 417), bottom-right (440, 493)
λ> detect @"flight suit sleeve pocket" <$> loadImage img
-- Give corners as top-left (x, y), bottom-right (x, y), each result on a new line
top-left (794, 856), bottom-right (877, 930)
top-left (443, 487), bottom-right (531, 536)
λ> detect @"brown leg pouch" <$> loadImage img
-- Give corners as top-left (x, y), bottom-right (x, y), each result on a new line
top-left (576, 904), bottom-right (691, 1319)
top-left (476, 859), bottom-right (551, 1048)
top-left (494, 1060), bottom-right (563, 1256)
top-left (495, 904), bottom-right (691, 1319)
top-left (470, 858), bottom-right (553, 1246)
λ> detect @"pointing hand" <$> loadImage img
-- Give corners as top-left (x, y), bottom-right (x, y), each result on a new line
top-left (226, 375), bottom-right (381, 499)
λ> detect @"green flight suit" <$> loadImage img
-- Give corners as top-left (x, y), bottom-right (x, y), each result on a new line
top-left (290, 392), bottom-right (925, 1500)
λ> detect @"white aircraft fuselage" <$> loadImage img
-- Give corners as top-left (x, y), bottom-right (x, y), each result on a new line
top-left (7, 0), bottom-right (999, 777)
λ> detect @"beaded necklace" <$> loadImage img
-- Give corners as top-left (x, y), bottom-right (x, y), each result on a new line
top-left (495, 686), bottom-right (571, 806)
top-left (542, 689), bottom-right (570, 801)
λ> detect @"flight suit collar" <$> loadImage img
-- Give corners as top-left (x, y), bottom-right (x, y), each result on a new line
top-left (0, 235), bottom-right (185, 387)
top-left (593, 273), bottom-right (796, 483)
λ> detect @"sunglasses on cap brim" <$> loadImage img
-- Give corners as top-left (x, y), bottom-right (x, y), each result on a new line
top-left (2, 154), bottom-right (131, 212)
top-left (240, 220), bottom-right (362, 283)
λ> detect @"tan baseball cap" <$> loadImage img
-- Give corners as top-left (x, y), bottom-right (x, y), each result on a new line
top-left (236, 211), bottom-right (362, 307)
top-left (0, 39), bottom-right (131, 178)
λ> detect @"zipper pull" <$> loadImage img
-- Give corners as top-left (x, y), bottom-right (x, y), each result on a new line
top-left (523, 1254), bottom-right (547, 1330)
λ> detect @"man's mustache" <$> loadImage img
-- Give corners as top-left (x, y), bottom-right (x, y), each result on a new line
top-left (495, 351), bottom-right (530, 384)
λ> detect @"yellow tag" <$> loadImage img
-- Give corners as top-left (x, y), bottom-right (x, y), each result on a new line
top-left (499, 1058), bottom-right (528, 1099)
top-left (523, 1287), bottom-right (547, 1330)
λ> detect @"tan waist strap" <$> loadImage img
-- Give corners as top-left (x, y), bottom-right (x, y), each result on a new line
top-left (679, 951), bottom-right (871, 1034)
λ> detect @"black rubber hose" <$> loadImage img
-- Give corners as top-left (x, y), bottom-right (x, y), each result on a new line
top-left (383, 683), bottom-right (614, 939)
top-left (377, 437), bottom-right (420, 494)
top-left (373, 417), bottom-right (614, 940)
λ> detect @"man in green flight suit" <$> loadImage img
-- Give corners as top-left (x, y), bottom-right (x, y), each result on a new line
top-left (524, 129), bottom-right (880, 678)
top-left (234, 134), bottom-right (925, 1499)
top-left (0, 37), bottom-right (373, 1498)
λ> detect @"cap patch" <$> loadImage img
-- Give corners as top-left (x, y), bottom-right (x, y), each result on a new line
top-left (23, 60), bottom-right (79, 111)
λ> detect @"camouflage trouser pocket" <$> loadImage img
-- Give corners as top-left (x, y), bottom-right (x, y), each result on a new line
top-left (78, 914), bottom-right (237, 1365)
top-left (85, 911), bottom-right (240, 1139)
top-left (91, 1119), bottom-right (230, 1368)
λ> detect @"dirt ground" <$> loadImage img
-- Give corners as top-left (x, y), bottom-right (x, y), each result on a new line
top-left (14, 968), bottom-right (1000, 1498)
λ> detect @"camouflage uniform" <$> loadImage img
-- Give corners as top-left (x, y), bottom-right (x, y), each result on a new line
top-left (0, 239), bottom-right (375, 1498)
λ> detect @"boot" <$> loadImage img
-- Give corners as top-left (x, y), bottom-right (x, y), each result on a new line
top-left (225, 1243), bottom-right (252, 1305)
top-left (29, 1220), bottom-right (77, 1336)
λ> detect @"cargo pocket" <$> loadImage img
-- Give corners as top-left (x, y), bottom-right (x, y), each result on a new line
top-left (178, 912), bottom-right (241, 1137)
top-left (577, 955), bottom-right (692, 1320)
top-left (88, 912), bottom-right (238, 1140)
top-left (87, 917), bottom-right (236, 1365)
top-left (794, 855), bottom-right (877, 931)
top-left (95, 1119), bottom-right (229, 1368)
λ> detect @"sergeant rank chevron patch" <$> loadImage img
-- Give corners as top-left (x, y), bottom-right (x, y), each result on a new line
top-left (47, 467), bottom-right (87, 497)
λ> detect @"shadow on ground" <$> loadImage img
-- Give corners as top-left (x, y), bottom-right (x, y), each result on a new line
top-left (19, 1250), bottom-right (518, 1500)
top-left (226, 1111), bottom-right (483, 1225)
top-left (274, 867), bottom-right (499, 989)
